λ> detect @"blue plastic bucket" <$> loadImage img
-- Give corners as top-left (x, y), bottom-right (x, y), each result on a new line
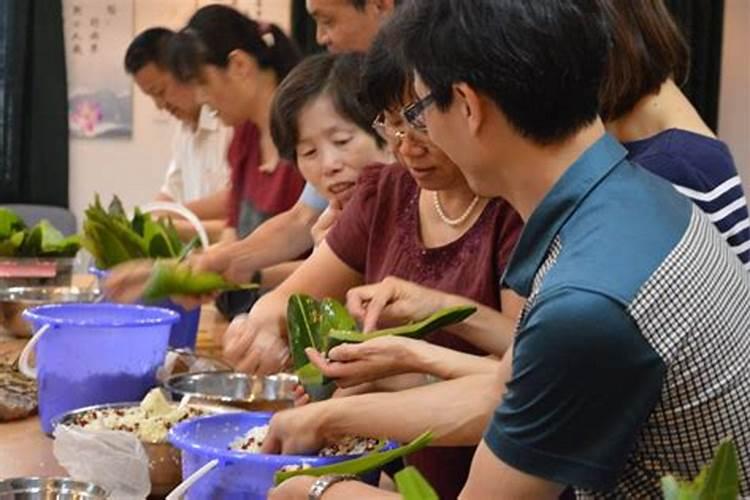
top-left (20, 303), bottom-right (179, 434)
top-left (89, 266), bottom-right (201, 349)
top-left (169, 412), bottom-right (391, 499)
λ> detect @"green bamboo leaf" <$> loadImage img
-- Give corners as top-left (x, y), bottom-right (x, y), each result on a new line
top-left (131, 208), bottom-right (146, 237)
top-left (19, 224), bottom-right (43, 257)
top-left (33, 220), bottom-right (80, 257)
top-left (0, 230), bottom-right (27, 257)
top-left (0, 239), bottom-right (16, 257)
top-left (395, 466), bottom-right (439, 500)
top-left (86, 221), bottom-right (131, 268)
top-left (85, 202), bottom-right (147, 259)
top-left (273, 431), bottom-right (433, 486)
top-left (294, 362), bottom-right (336, 402)
top-left (661, 476), bottom-right (697, 500)
top-left (287, 294), bottom-right (323, 370)
top-left (318, 298), bottom-right (359, 386)
top-left (148, 233), bottom-right (173, 259)
top-left (107, 195), bottom-right (128, 222)
top-left (319, 298), bottom-right (357, 343)
top-left (0, 208), bottom-right (25, 239)
top-left (162, 216), bottom-right (185, 256)
top-left (328, 305), bottom-right (477, 351)
top-left (698, 439), bottom-right (739, 500)
top-left (141, 261), bottom-right (257, 302)
top-left (144, 218), bottom-right (179, 258)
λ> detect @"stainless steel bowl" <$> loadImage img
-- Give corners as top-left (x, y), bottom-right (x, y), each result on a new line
top-left (0, 287), bottom-right (102, 338)
top-left (53, 400), bottom-right (225, 497)
top-left (166, 348), bottom-right (233, 375)
top-left (163, 372), bottom-right (298, 412)
top-left (0, 477), bottom-right (108, 500)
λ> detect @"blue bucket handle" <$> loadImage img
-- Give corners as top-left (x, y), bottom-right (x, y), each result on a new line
top-left (18, 323), bottom-right (52, 379)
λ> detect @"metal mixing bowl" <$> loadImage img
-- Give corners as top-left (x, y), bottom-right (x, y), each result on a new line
top-left (52, 400), bottom-right (224, 497)
top-left (0, 477), bottom-right (108, 500)
top-left (0, 287), bottom-right (101, 338)
top-left (163, 372), bottom-right (298, 412)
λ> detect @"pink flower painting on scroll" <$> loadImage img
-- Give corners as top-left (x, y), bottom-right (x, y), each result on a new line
top-left (70, 100), bottom-right (103, 136)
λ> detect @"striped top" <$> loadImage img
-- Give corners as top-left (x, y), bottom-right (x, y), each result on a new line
top-left (624, 129), bottom-right (750, 269)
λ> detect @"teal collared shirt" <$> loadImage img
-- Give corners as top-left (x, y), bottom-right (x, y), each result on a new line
top-left (502, 133), bottom-right (628, 296)
top-left (484, 132), bottom-right (720, 495)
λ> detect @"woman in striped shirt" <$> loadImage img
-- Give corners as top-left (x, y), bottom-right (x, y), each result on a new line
top-left (600, 0), bottom-right (750, 269)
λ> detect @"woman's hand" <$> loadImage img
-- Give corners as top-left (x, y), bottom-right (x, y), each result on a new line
top-left (191, 241), bottom-right (249, 284)
top-left (222, 296), bottom-right (290, 374)
top-left (261, 402), bottom-right (329, 455)
top-left (346, 276), bottom-right (447, 332)
top-left (310, 201), bottom-right (342, 247)
top-left (103, 259), bottom-right (155, 303)
top-left (293, 381), bottom-right (378, 407)
top-left (305, 336), bottom-right (427, 388)
top-left (292, 385), bottom-right (310, 407)
top-left (267, 475), bottom-right (317, 500)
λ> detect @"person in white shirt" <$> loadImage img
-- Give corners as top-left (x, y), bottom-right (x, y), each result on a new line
top-left (158, 105), bottom-right (231, 205)
top-left (125, 27), bottom-right (232, 241)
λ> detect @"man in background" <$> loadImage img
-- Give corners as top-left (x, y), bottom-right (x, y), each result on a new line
top-left (124, 27), bottom-right (233, 241)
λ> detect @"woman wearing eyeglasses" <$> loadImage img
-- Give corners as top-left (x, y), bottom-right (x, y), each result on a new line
top-left (223, 36), bottom-right (524, 500)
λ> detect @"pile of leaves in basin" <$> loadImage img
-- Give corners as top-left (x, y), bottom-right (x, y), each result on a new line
top-left (0, 208), bottom-right (80, 258)
top-left (82, 195), bottom-right (186, 270)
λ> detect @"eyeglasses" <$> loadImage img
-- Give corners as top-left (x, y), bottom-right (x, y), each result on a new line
top-left (371, 113), bottom-right (407, 144)
top-left (402, 92), bottom-right (435, 132)
top-left (371, 97), bottom-right (434, 145)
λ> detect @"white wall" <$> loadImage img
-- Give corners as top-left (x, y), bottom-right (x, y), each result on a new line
top-left (68, 0), bottom-right (291, 227)
top-left (718, 0), bottom-right (750, 192)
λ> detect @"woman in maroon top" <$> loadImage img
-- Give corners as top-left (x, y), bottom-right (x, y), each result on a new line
top-left (224, 40), bottom-right (524, 500)
top-left (167, 5), bottom-right (305, 240)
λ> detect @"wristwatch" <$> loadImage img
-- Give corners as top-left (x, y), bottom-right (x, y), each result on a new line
top-left (308, 474), bottom-right (359, 500)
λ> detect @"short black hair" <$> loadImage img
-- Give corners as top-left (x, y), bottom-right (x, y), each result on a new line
top-left (271, 52), bottom-right (384, 162)
top-left (363, 28), bottom-right (409, 113)
top-left (386, 0), bottom-right (610, 145)
top-left (598, 0), bottom-right (689, 121)
top-left (124, 27), bottom-right (173, 75)
top-left (167, 5), bottom-right (301, 84)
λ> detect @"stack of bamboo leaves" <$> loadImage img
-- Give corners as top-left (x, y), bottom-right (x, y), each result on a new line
top-left (0, 208), bottom-right (80, 258)
top-left (81, 195), bottom-right (185, 270)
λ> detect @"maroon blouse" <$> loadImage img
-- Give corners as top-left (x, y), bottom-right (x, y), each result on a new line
top-left (326, 164), bottom-right (523, 499)
top-left (227, 121), bottom-right (305, 233)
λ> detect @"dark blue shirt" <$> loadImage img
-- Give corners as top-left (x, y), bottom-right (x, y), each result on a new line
top-left (625, 129), bottom-right (750, 268)
top-left (485, 133), bottom-right (750, 497)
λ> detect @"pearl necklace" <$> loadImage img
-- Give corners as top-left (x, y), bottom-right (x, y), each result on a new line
top-left (431, 191), bottom-right (481, 226)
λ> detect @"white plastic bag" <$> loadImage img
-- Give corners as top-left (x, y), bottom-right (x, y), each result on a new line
top-left (53, 425), bottom-right (151, 500)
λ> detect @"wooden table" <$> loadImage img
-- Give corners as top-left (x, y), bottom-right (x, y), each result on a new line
top-left (0, 304), bottom-right (226, 480)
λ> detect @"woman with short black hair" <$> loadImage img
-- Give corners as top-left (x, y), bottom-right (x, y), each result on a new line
top-left (600, 0), bottom-right (750, 268)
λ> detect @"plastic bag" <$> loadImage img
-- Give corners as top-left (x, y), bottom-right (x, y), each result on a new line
top-left (53, 425), bottom-right (151, 500)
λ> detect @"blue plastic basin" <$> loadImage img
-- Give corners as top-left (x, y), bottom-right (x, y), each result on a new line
top-left (169, 412), bottom-right (390, 499)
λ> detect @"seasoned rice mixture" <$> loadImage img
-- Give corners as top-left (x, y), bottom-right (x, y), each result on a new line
top-left (228, 424), bottom-right (380, 456)
top-left (65, 388), bottom-right (205, 443)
